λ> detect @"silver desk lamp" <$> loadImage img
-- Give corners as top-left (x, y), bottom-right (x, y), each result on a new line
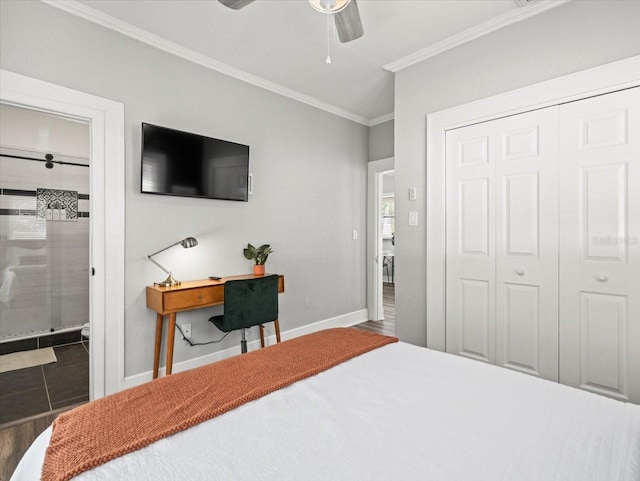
top-left (147, 237), bottom-right (198, 287)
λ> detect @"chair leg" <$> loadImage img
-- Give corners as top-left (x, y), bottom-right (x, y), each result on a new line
top-left (274, 319), bottom-right (281, 343)
top-left (240, 329), bottom-right (247, 354)
top-left (259, 325), bottom-right (265, 348)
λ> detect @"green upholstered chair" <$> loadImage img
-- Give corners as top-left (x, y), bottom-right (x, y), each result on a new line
top-left (208, 275), bottom-right (281, 353)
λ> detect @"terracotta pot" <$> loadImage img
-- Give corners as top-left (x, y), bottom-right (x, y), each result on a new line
top-left (253, 264), bottom-right (265, 276)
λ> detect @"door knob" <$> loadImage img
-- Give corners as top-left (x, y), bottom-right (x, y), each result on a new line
top-left (516, 269), bottom-right (525, 276)
top-left (596, 274), bottom-right (608, 282)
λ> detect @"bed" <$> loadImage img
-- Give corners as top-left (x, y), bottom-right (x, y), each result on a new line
top-left (11, 328), bottom-right (640, 481)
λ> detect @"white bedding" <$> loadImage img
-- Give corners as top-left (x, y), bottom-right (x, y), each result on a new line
top-left (12, 342), bottom-right (640, 481)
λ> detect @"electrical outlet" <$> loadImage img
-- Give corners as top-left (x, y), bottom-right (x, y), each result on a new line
top-left (181, 323), bottom-right (192, 339)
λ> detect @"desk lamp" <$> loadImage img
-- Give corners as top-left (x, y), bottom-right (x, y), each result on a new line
top-left (147, 237), bottom-right (198, 287)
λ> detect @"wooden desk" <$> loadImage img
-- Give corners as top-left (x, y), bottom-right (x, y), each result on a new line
top-left (146, 274), bottom-right (285, 378)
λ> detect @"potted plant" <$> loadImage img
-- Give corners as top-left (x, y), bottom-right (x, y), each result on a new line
top-left (243, 243), bottom-right (273, 276)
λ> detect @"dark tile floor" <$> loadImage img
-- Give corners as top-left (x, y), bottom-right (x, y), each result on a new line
top-left (0, 341), bottom-right (89, 425)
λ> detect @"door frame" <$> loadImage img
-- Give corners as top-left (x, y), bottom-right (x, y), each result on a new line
top-left (367, 157), bottom-right (394, 321)
top-left (0, 69), bottom-right (126, 398)
top-left (425, 55), bottom-right (640, 351)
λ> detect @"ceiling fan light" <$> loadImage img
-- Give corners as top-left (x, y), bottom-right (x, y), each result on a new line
top-left (308, 0), bottom-right (351, 14)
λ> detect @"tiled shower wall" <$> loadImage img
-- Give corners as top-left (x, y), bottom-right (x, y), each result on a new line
top-left (0, 106), bottom-right (90, 341)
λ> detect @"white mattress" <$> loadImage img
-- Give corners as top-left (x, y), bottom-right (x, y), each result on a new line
top-left (12, 342), bottom-right (640, 481)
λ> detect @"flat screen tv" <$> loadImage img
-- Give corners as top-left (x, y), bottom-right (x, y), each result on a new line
top-left (141, 123), bottom-right (250, 202)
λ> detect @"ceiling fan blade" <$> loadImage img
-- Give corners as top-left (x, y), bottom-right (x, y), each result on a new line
top-left (218, 0), bottom-right (255, 10)
top-left (334, 0), bottom-right (364, 43)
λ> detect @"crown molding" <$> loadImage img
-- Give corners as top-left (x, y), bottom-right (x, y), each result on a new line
top-left (383, 0), bottom-right (571, 73)
top-left (368, 112), bottom-right (394, 127)
top-left (40, 0), bottom-right (372, 126)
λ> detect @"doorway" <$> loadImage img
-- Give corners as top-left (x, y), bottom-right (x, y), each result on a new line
top-left (363, 157), bottom-right (395, 335)
top-left (0, 105), bottom-right (91, 424)
top-left (0, 69), bottom-right (125, 399)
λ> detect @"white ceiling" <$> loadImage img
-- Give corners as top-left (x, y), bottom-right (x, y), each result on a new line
top-left (65, 0), bottom-right (562, 125)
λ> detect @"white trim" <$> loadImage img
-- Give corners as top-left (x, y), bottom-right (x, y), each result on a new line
top-left (368, 113), bottom-right (394, 127)
top-left (383, 0), bottom-right (569, 73)
top-left (123, 309), bottom-right (369, 389)
top-left (425, 55), bottom-right (640, 351)
top-left (0, 69), bottom-right (126, 398)
top-left (40, 0), bottom-right (372, 127)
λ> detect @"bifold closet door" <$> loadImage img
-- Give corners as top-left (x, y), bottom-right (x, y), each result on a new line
top-left (446, 122), bottom-right (496, 364)
top-left (494, 109), bottom-right (559, 381)
top-left (445, 108), bottom-right (559, 382)
top-left (559, 87), bottom-right (640, 403)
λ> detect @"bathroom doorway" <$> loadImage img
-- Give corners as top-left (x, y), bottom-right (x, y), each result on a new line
top-left (0, 104), bottom-right (91, 424)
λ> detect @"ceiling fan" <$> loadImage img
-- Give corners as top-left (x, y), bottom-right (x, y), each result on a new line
top-left (218, 0), bottom-right (364, 43)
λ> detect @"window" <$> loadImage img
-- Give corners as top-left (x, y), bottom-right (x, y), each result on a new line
top-left (382, 196), bottom-right (395, 239)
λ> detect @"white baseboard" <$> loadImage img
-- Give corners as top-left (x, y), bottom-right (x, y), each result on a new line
top-left (122, 309), bottom-right (369, 389)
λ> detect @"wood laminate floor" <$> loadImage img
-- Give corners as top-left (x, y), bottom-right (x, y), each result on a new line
top-left (0, 404), bottom-right (83, 481)
top-left (354, 283), bottom-right (395, 336)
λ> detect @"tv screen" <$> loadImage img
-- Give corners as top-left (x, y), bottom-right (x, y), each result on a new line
top-left (141, 123), bottom-right (249, 201)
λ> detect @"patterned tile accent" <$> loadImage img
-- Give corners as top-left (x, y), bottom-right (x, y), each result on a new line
top-left (36, 188), bottom-right (78, 221)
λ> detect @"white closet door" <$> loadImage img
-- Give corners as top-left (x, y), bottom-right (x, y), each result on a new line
top-left (495, 108), bottom-right (559, 381)
top-left (446, 122), bottom-right (496, 363)
top-left (559, 87), bottom-right (640, 403)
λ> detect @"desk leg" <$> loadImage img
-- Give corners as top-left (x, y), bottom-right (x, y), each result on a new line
top-left (153, 314), bottom-right (163, 380)
top-left (165, 313), bottom-right (177, 376)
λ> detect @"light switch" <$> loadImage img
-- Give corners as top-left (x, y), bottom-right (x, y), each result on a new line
top-left (409, 187), bottom-right (417, 201)
top-left (352, 230), bottom-right (358, 240)
top-left (409, 211), bottom-right (418, 226)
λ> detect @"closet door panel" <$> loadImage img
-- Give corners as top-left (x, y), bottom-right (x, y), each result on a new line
top-left (503, 283), bottom-right (539, 374)
top-left (504, 172), bottom-right (538, 257)
top-left (580, 292), bottom-right (627, 396)
top-left (460, 178), bottom-right (489, 255)
top-left (582, 164), bottom-right (627, 262)
top-left (495, 108), bottom-right (559, 381)
top-left (460, 279), bottom-right (491, 362)
top-left (446, 122), bottom-right (496, 363)
top-left (559, 87), bottom-right (640, 403)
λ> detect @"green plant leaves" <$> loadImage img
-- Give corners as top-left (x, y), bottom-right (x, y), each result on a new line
top-left (243, 243), bottom-right (256, 260)
top-left (243, 243), bottom-right (273, 265)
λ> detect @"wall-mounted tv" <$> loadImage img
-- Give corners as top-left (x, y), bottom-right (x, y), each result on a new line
top-left (141, 123), bottom-right (249, 202)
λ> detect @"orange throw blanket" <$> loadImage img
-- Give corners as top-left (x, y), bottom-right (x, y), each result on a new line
top-left (42, 328), bottom-right (397, 481)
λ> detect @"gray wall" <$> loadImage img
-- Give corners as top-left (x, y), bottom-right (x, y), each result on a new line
top-left (394, 1), bottom-right (640, 346)
top-left (0, 0), bottom-right (368, 376)
top-left (368, 120), bottom-right (394, 161)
